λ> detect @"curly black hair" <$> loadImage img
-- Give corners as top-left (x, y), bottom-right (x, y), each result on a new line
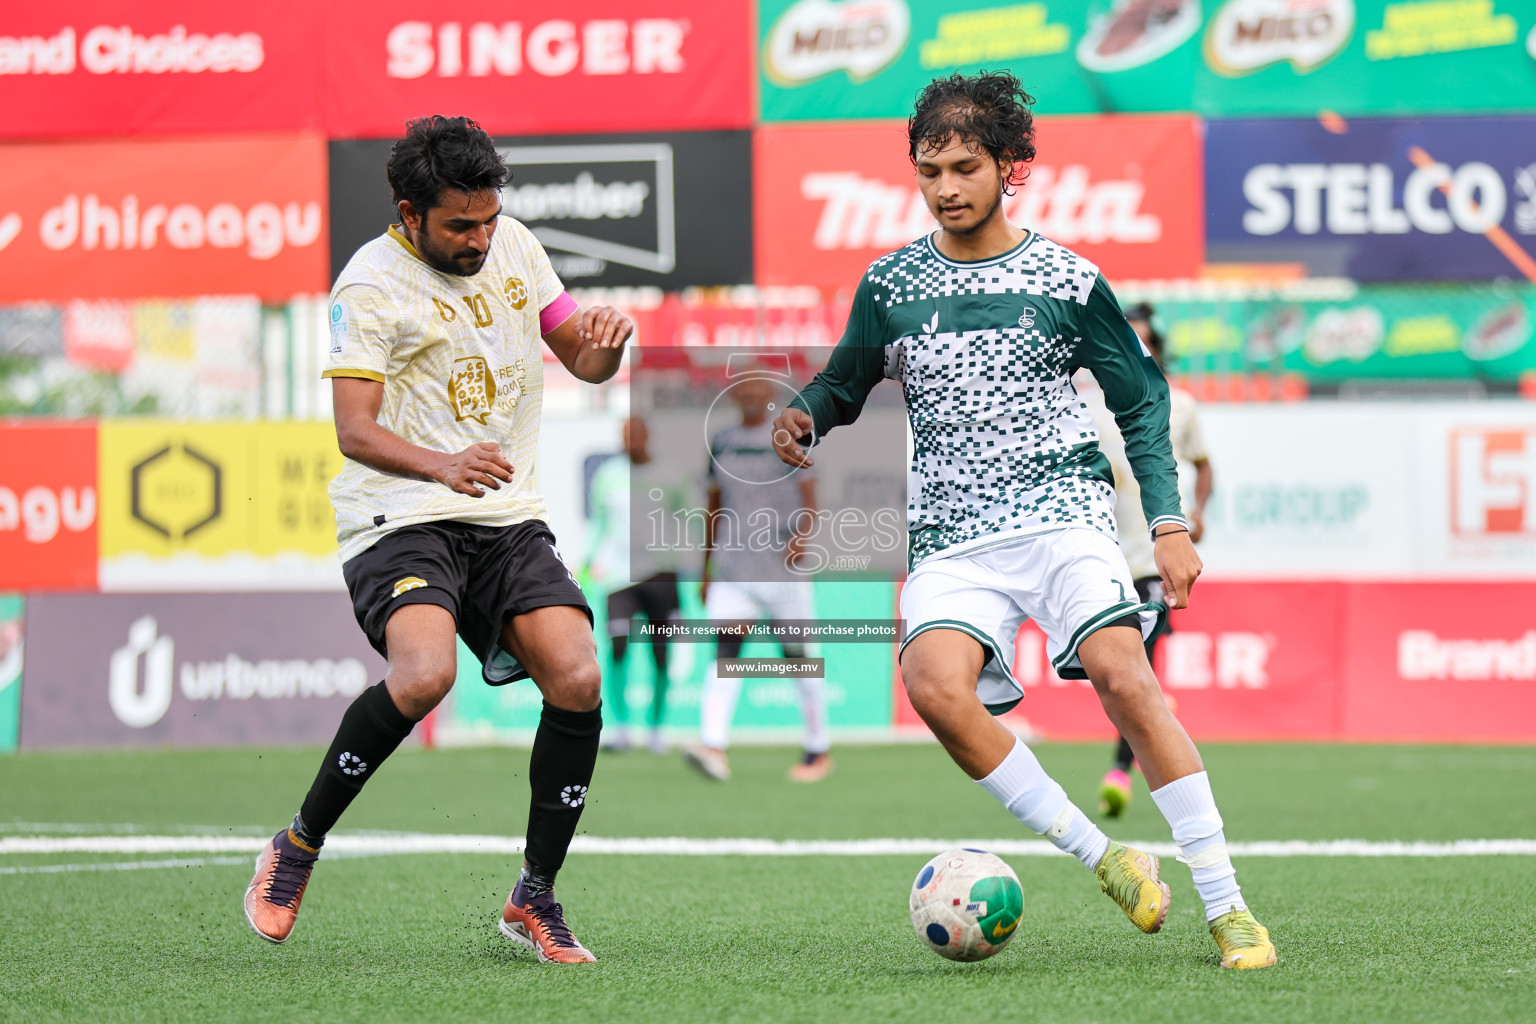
top-left (387, 115), bottom-right (511, 214)
top-left (908, 71), bottom-right (1036, 193)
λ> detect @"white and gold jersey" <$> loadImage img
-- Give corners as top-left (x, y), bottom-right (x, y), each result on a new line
top-left (323, 217), bottom-right (567, 562)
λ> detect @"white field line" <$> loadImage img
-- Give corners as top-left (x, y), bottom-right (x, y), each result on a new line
top-left (3, 834), bottom-right (1536, 860)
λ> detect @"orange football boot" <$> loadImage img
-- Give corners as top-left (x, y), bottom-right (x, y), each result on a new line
top-left (499, 879), bottom-right (597, 963)
top-left (243, 829), bottom-right (319, 943)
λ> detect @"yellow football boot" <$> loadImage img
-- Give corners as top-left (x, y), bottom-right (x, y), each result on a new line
top-left (1094, 842), bottom-right (1171, 933)
top-left (1209, 906), bottom-right (1278, 969)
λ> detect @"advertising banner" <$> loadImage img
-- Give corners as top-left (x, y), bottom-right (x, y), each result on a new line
top-left (0, 421), bottom-right (98, 591)
top-left (1340, 582), bottom-right (1536, 742)
top-left (330, 131), bottom-right (753, 289)
top-left (1206, 116), bottom-right (1536, 281)
top-left (1151, 283), bottom-right (1536, 382)
top-left (97, 421), bottom-right (346, 591)
top-left (755, 117), bottom-right (1202, 290)
top-left (0, 594), bottom-right (20, 752)
top-left (322, 0), bottom-right (751, 139)
top-left (0, 1), bottom-right (323, 137)
top-left (0, 135), bottom-right (328, 303)
top-left (757, 0), bottom-right (1536, 121)
top-left (18, 592), bottom-right (385, 749)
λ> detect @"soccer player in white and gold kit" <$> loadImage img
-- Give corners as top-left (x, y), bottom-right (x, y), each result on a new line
top-left (244, 116), bottom-right (632, 964)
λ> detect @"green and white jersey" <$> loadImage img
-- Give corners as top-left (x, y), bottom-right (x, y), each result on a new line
top-left (791, 231), bottom-right (1185, 569)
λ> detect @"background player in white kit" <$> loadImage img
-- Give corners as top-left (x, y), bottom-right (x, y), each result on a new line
top-left (684, 374), bottom-right (833, 783)
top-left (1087, 302), bottom-right (1215, 817)
top-left (772, 72), bottom-right (1275, 968)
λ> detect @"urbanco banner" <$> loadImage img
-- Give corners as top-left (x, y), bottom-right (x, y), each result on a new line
top-left (0, 421), bottom-right (98, 591)
top-left (323, 0), bottom-right (751, 139)
top-left (755, 117), bottom-right (1202, 290)
top-left (757, 0), bottom-right (1536, 121)
top-left (0, 135), bottom-right (327, 302)
top-left (1206, 116), bottom-right (1536, 281)
top-left (0, 1), bottom-right (323, 137)
top-left (19, 592), bottom-right (385, 749)
top-left (329, 131), bottom-right (753, 289)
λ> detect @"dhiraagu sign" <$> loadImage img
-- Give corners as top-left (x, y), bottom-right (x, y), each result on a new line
top-left (756, 0), bottom-right (1536, 121)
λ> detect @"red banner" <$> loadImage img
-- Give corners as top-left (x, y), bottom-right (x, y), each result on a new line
top-left (1340, 582), bottom-right (1536, 743)
top-left (322, 0), bottom-right (752, 139)
top-left (0, 2), bottom-right (322, 137)
top-left (0, 135), bottom-right (327, 302)
top-left (0, 422), bottom-right (98, 591)
top-left (895, 580), bottom-right (1536, 744)
top-left (755, 117), bottom-right (1204, 292)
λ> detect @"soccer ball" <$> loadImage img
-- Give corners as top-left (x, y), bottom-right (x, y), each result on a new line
top-left (909, 848), bottom-right (1025, 962)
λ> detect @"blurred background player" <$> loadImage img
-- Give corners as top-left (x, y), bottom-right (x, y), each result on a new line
top-left (1086, 302), bottom-right (1213, 817)
top-left (684, 374), bottom-right (833, 783)
top-left (242, 116), bottom-right (633, 964)
top-left (584, 417), bottom-right (683, 754)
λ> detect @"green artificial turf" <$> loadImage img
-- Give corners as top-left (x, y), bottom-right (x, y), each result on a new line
top-left (2, 743), bottom-right (1534, 1023)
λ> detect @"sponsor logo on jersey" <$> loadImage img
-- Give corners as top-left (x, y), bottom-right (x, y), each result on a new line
top-left (762, 0), bottom-right (910, 86)
top-left (1018, 307), bottom-right (1036, 329)
top-left (449, 355), bottom-right (497, 424)
top-left (504, 276), bottom-right (529, 310)
top-left (1205, 0), bottom-right (1355, 76)
top-left (392, 576), bottom-right (428, 598)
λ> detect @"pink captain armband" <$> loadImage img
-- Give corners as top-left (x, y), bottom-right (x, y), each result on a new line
top-left (539, 291), bottom-right (579, 334)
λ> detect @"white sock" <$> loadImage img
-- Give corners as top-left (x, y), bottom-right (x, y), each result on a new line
top-left (796, 677), bottom-right (830, 754)
top-left (977, 739), bottom-right (1109, 870)
top-left (1150, 771), bottom-right (1246, 921)
top-left (699, 661), bottom-right (741, 751)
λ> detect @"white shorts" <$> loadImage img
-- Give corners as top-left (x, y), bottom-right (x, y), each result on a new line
top-left (899, 528), bottom-right (1166, 714)
top-left (705, 579), bottom-right (816, 625)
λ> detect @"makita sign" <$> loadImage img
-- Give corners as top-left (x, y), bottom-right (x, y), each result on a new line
top-left (1208, 116), bottom-right (1536, 280)
top-left (802, 164), bottom-right (1161, 252)
top-left (757, 117), bottom-right (1202, 289)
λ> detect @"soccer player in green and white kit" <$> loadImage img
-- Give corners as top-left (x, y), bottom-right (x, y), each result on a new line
top-left (772, 72), bottom-right (1276, 969)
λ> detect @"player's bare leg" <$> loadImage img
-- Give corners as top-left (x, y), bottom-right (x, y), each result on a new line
top-left (900, 629), bottom-right (1170, 934)
top-left (1078, 626), bottom-right (1276, 967)
top-left (245, 604), bottom-right (453, 943)
top-left (496, 604), bottom-right (603, 964)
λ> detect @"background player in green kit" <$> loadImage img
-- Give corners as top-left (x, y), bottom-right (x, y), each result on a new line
top-left (771, 72), bottom-right (1276, 969)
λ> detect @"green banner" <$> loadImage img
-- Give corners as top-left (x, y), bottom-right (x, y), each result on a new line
top-left (758, 0), bottom-right (1536, 121)
top-left (440, 581), bottom-right (896, 742)
top-left (0, 594), bottom-right (21, 753)
top-left (1148, 283), bottom-right (1536, 381)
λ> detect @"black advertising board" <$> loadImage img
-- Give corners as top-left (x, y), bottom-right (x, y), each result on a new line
top-left (329, 130), bottom-right (753, 289)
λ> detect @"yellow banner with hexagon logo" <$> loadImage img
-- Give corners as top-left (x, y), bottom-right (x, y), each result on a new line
top-left (97, 421), bottom-right (345, 591)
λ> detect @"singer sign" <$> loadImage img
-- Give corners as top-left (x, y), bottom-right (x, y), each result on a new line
top-left (755, 117), bottom-right (1202, 290)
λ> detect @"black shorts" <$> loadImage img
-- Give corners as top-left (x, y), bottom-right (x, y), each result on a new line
top-left (605, 572), bottom-right (682, 638)
top-left (343, 518), bottom-right (591, 685)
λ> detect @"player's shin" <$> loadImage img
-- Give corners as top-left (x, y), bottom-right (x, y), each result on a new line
top-left (520, 700), bottom-right (602, 895)
top-left (978, 738), bottom-right (1110, 870)
top-left (293, 681), bottom-right (417, 847)
top-left (1149, 770), bottom-right (1246, 921)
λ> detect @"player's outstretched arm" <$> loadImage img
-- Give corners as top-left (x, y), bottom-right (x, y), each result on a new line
top-left (332, 376), bottom-right (513, 497)
top-left (543, 305), bottom-right (634, 384)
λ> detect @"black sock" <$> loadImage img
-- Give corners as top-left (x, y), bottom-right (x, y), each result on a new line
top-left (523, 700), bottom-right (602, 880)
top-left (1113, 736), bottom-right (1135, 773)
top-left (295, 681), bottom-right (416, 845)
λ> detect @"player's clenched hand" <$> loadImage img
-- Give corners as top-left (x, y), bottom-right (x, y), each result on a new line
top-left (1153, 528), bottom-right (1202, 609)
top-left (578, 305), bottom-right (634, 349)
top-left (432, 442), bottom-right (513, 497)
top-left (771, 408), bottom-right (815, 468)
